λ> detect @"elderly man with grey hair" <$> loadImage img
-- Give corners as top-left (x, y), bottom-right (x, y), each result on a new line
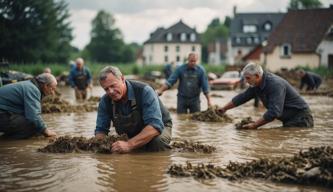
top-left (95, 66), bottom-right (172, 153)
top-left (217, 62), bottom-right (313, 129)
top-left (0, 73), bottom-right (57, 139)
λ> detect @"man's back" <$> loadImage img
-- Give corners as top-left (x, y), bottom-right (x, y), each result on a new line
top-left (0, 80), bottom-right (41, 114)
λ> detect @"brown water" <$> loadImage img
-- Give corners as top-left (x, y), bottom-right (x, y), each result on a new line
top-left (1, 86), bottom-right (333, 192)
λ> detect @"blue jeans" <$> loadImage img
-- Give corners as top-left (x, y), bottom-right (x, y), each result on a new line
top-left (0, 110), bottom-right (38, 139)
top-left (177, 96), bottom-right (200, 114)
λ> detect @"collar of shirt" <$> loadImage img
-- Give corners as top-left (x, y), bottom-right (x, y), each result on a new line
top-left (259, 72), bottom-right (267, 90)
top-left (186, 64), bottom-right (198, 71)
top-left (125, 80), bottom-right (136, 101)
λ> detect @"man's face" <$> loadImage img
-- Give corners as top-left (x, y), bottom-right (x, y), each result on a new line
top-left (100, 73), bottom-right (126, 102)
top-left (43, 82), bottom-right (57, 96)
top-left (188, 54), bottom-right (197, 68)
top-left (76, 62), bottom-right (83, 70)
top-left (244, 73), bottom-right (259, 87)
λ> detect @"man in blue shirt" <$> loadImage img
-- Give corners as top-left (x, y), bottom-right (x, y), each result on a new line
top-left (0, 73), bottom-right (58, 139)
top-left (217, 63), bottom-right (313, 129)
top-left (68, 57), bottom-right (92, 100)
top-left (298, 69), bottom-right (322, 91)
top-left (157, 53), bottom-right (212, 114)
top-left (95, 66), bottom-right (172, 153)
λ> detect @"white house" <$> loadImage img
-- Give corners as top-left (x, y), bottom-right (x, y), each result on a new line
top-left (263, 7), bottom-right (333, 71)
top-left (142, 20), bottom-right (201, 65)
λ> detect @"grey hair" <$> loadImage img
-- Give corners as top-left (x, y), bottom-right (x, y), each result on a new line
top-left (76, 57), bottom-right (84, 64)
top-left (99, 66), bottom-right (123, 81)
top-left (35, 73), bottom-right (57, 85)
top-left (242, 62), bottom-right (263, 76)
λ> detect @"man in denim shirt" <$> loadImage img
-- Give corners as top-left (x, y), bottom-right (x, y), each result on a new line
top-left (0, 73), bottom-right (58, 138)
top-left (95, 66), bottom-right (172, 153)
top-left (297, 69), bottom-right (322, 91)
top-left (217, 63), bottom-right (313, 129)
top-left (157, 53), bottom-right (211, 114)
top-left (68, 58), bottom-right (92, 100)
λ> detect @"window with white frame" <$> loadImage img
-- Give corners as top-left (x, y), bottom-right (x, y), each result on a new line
top-left (166, 33), bottom-right (172, 41)
top-left (176, 45), bottom-right (180, 52)
top-left (235, 37), bottom-right (241, 44)
top-left (164, 45), bottom-right (168, 52)
top-left (180, 33), bottom-right (187, 41)
top-left (243, 25), bottom-right (257, 33)
top-left (164, 55), bottom-right (168, 62)
top-left (246, 37), bottom-right (252, 44)
top-left (190, 33), bottom-right (196, 42)
top-left (254, 37), bottom-right (260, 44)
top-left (280, 43), bottom-right (291, 58)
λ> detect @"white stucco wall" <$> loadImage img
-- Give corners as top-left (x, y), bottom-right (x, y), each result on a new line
top-left (143, 43), bottom-right (201, 65)
top-left (317, 39), bottom-right (333, 67)
top-left (265, 47), bottom-right (320, 72)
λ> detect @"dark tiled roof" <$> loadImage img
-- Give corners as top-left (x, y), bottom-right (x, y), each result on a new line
top-left (230, 13), bottom-right (285, 46)
top-left (265, 8), bottom-right (333, 53)
top-left (144, 20), bottom-right (200, 44)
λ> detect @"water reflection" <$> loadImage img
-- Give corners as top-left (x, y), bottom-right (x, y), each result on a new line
top-left (95, 153), bottom-right (170, 192)
top-left (0, 87), bottom-right (332, 192)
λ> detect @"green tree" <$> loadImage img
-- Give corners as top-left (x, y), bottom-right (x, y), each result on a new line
top-left (288, 0), bottom-right (322, 9)
top-left (200, 17), bottom-right (229, 63)
top-left (0, 0), bottom-right (73, 63)
top-left (86, 10), bottom-right (134, 63)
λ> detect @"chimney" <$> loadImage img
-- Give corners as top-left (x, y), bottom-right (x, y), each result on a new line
top-left (233, 6), bottom-right (237, 17)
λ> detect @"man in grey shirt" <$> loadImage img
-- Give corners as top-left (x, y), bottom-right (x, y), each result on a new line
top-left (217, 63), bottom-right (313, 129)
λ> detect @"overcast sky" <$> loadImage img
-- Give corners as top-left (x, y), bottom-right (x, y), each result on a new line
top-left (66, 0), bottom-right (333, 49)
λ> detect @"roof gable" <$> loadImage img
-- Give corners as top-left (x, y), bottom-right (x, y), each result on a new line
top-left (265, 8), bottom-right (333, 53)
top-left (230, 12), bottom-right (285, 46)
top-left (144, 20), bottom-right (200, 44)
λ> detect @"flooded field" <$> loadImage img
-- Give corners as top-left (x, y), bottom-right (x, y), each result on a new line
top-left (1, 86), bottom-right (333, 192)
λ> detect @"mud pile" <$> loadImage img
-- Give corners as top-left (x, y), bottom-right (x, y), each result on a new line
top-left (191, 106), bottom-right (232, 122)
top-left (87, 96), bottom-right (101, 102)
top-left (168, 146), bottom-right (333, 188)
top-left (211, 94), bottom-right (224, 98)
top-left (300, 89), bottom-right (333, 98)
top-left (38, 135), bottom-right (128, 153)
top-left (42, 96), bottom-right (97, 113)
top-left (171, 140), bottom-right (216, 153)
top-left (235, 117), bottom-right (255, 129)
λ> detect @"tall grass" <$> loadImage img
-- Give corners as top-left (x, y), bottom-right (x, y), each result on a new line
top-left (6, 63), bottom-right (227, 77)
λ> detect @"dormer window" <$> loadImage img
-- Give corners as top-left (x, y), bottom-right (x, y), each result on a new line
top-left (243, 25), bottom-right (257, 33)
top-left (190, 33), bottom-right (196, 42)
top-left (264, 22), bottom-right (272, 31)
top-left (280, 43), bottom-right (291, 58)
top-left (166, 33), bottom-right (172, 41)
top-left (180, 33), bottom-right (187, 41)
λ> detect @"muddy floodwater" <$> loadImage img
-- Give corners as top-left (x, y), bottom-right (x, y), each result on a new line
top-left (1, 86), bottom-right (333, 192)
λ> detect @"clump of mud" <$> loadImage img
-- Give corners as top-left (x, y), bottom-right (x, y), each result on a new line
top-left (191, 105), bottom-right (232, 122)
top-left (235, 117), bottom-right (255, 129)
top-left (167, 107), bottom-right (177, 113)
top-left (167, 146), bottom-right (333, 188)
top-left (38, 134), bottom-right (128, 153)
top-left (211, 94), bottom-right (224, 98)
top-left (87, 96), bottom-right (101, 102)
top-left (171, 140), bottom-right (216, 153)
top-left (42, 96), bottom-right (97, 113)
